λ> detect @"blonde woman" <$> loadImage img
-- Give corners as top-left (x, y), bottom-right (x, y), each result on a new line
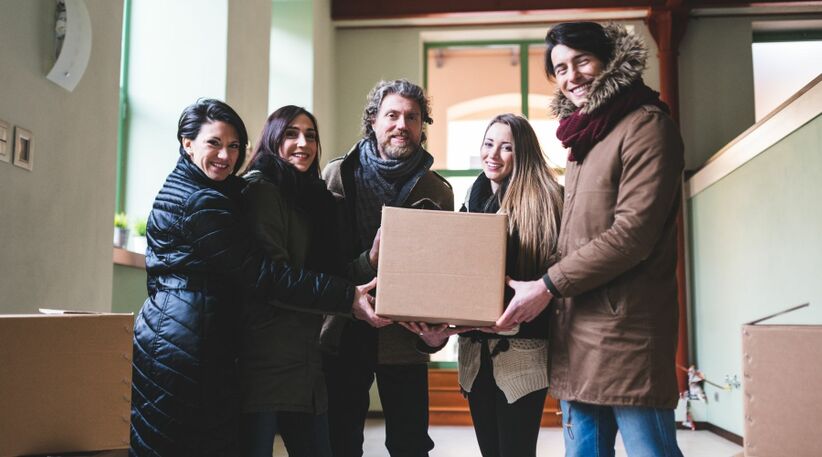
top-left (412, 113), bottom-right (563, 457)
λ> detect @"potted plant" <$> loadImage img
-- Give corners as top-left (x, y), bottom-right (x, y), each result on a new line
top-left (113, 212), bottom-right (129, 248)
top-left (131, 217), bottom-right (148, 254)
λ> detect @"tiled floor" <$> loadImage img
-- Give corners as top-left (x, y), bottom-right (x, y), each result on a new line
top-left (274, 418), bottom-right (743, 456)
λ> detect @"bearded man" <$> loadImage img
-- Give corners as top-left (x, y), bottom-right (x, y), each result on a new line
top-left (321, 79), bottom-right (454, 457)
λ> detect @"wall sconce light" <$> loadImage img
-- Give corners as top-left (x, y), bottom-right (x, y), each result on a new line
top-left (46, 0), bottom-right (92, 92)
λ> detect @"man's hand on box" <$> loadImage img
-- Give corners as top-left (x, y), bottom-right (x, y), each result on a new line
top-left (352, 277), bottom-right (392, 328)
top-left (399, 321), bottom-right (467, 347)
top-left (494, 276), bottom-right (552, 331)
top-left (368, 228), bottom-right (381, 269)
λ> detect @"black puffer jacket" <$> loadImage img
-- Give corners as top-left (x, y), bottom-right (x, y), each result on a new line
top-left (130, 152), bottom-right (354, 457)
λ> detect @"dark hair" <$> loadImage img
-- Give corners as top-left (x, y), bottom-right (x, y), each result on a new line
top-left (247, 105), bottom-right (325, 203)
top-left (362, 79), bottom-right (433, 142)
top-left (544, 22), bottom-right (613, 78)
top-left (248, 106), bottom-right (340, 274)
top-left (248, 105), bottom-right (322, 178)
top-left (177, 98), bottom-right (249, 174)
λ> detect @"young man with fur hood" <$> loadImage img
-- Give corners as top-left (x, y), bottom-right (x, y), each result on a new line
top-left (496, 22), bottom-right (685, 456)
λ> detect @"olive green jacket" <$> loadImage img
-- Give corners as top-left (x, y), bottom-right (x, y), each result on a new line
top-left (240, 170), bottom-right (350, 414)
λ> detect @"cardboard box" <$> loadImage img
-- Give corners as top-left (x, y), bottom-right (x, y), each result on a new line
top-left (375, 206), bottom-right (507, 326)
top-left (0, 311), bottom-right (134, 457)
top-left (742, 303), bottom-right (822, 457)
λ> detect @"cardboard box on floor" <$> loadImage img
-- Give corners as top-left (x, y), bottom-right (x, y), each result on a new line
top-left (375, 206), bottom-right (507, 326)
top-left (0, 311), bottom-right (134, 457)
top-left (742, 303), bottom-right (822, 457)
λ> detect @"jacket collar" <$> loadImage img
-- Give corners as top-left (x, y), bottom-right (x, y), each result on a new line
top-left (550, 23), bottom-right (648, 119)
top-left (175, 148), bottom-right (245, 198)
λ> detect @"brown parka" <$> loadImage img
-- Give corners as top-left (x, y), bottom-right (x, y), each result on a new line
top-left (545, 24), bottom-right (685, 409)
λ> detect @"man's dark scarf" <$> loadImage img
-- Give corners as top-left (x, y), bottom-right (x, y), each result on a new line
top-left (556, 81), bottom-right (669, 163)
top-left (353, 137), bottom-right (433, 248)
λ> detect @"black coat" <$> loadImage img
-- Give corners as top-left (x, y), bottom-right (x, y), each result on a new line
top-left (459, 173), bottom-right (550, 341)
top-left (130, 153), bottom-right (353, 457)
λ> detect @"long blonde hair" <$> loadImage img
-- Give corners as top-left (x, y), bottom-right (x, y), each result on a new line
top-left (485, 114), bottom-right (563, 278)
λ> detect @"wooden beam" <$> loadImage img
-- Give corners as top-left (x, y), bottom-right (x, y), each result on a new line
top-left (645, 2), bottom-right (691, 394)
top-left (332, 0), bottom-right (820, 21)
top-left (332, 0), bottom-right (655, 20)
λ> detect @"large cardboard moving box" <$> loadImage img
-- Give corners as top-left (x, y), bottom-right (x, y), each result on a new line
top-left (375, 206), bottom-right (507, 326)
top-left (742, 303), bottom-right (822, 457)
top-left (0, 312), bottom-right (134, 457)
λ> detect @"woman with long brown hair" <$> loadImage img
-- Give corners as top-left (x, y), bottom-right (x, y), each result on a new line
top-left (414, 113), bottom-right (563, 457)
top-left (239, 105), bottom-right (390, 457)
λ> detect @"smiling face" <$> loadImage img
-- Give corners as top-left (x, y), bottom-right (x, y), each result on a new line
top-left (279, 113), bottom-right (318, 173)
top-left (371, 94), bottom-right (422, 160)
top-left (480, 122), bottom-right (515, 192)
top-left (550, 44), bottom-right (605, 108)
top-left (182, 121), bottom-right (240, 181)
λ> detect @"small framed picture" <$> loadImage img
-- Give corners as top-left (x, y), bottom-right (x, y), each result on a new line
top-left (0, 119), bottom-right (10, 163)
top-left (13, 126), bottom-right (33, 171)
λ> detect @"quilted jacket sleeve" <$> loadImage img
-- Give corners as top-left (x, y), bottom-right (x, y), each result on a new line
top-left (182, 188), bottom-right (354, 314)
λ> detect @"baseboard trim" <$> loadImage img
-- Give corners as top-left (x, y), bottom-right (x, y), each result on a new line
top-left (679, 421), bottom-right (743, 446)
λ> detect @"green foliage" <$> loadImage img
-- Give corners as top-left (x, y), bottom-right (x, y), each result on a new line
top-left (114, 212), bottom-right (129, 229)
top-left (134, 218), bottom-right (147, 237)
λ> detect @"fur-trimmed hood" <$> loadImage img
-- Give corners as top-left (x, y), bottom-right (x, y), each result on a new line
top-left (550, 23), bottom-right (648, 119)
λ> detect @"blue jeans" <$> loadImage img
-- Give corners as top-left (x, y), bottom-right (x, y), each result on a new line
top-left (560, 400), bottom-right (683, 457)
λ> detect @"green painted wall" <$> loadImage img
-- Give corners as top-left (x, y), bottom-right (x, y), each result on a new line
top-left (679, 17), bottom-right (756, 171)
top-left (678, 15), bottom-right (822, 171)
top-left (331, 27), bottom-right (421, 157)
top-left (112, 264), bottom-right (147, 314)
top-left (688, 114), bottom-right (822, 435)
top-left (0, 0), bottom-right (123, 314)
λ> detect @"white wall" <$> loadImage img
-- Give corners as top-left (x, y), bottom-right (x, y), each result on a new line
top-left (123, 0), bottom-right (272, 220)
top-left (228, 0), bottom-right (273, 148)
top-left (123, 0), bottom-right (228, 221)
top-left (0, 0), bottom-right (124, 313)
top-left (269, 0), bottom-right (315, 112)
top-left (312, 0), bottom-right (337, 166)
top-left (752, 40), bottom-right (822, 121)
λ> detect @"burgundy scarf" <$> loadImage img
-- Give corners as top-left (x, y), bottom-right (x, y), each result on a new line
top-left (556, 82), bottom-right (669, 163)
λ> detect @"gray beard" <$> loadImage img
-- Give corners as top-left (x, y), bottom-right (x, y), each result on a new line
top-left (379, 140), bottom-right (418, 160)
